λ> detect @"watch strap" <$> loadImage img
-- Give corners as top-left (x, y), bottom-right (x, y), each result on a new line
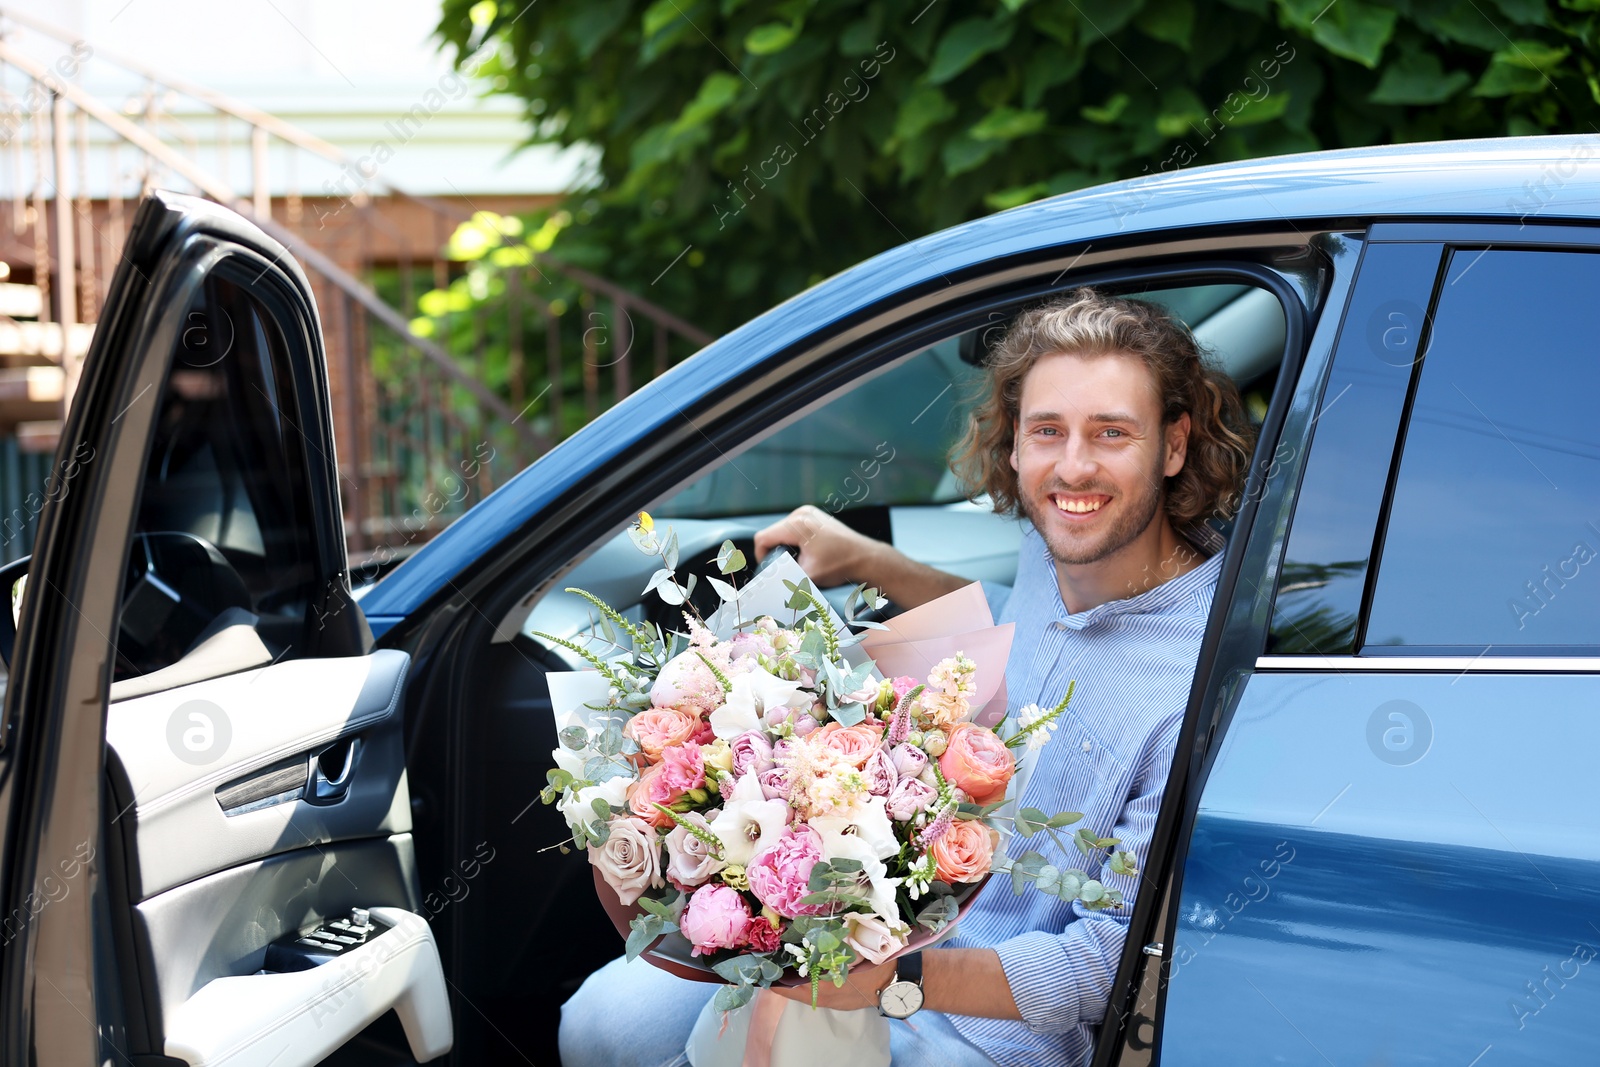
top-left (895, 951), bottom-right (923, 987)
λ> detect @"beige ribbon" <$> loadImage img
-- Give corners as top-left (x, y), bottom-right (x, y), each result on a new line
top-left (740, 988), bottom-right (787, 1067)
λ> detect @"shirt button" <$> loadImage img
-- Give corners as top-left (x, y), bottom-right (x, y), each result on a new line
top-left (1081, 740), bottom-right (1092, 753)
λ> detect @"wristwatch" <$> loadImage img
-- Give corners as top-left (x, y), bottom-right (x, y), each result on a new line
top-left (877, 952), bottom-right (925, 1019)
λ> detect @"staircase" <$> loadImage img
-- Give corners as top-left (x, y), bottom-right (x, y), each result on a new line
top-left (0, 8), bottom-right (714, 565)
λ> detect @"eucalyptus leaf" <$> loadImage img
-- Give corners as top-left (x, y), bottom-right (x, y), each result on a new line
top-left (831, 702), bottom-right (868, 727)
top-left (1016, 807), bottom-right (1049, 836)
top-left (714, 984), bottom-right (756, 1012)
top-left (625, 914), bottom-right (663, 961)
top-left (663, 529), bottom-right (680, 571)
top-left (558, 726), bottom-right (589, 751)
top-left (708, 576), bottom-right (739, 602)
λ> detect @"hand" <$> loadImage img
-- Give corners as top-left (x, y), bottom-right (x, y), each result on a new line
top-left (753, 506), bottom-right (880, 589)
top-left (769, 957), bottom-right (895, 1012)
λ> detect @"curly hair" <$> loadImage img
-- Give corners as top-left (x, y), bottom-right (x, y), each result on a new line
top-left (950, 287), bottom-right (1255, 529)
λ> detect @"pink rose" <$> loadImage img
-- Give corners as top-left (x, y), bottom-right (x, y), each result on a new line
top-left (747, 825), bottom-right (827, 918)
top-left (679, 883), bottom-right (753, 957)
top-left (588, 816), bottom-right (664, 906)
top-left (624, 706), bottom-right (702, 763)
top-left (886, 777), bottom-right (938, 821)
top-left (938, 723), bottom-right (1016, 805)
top-left (665, 811), bottom-right (725, 889)
top-left (890, 676), bottom-right (920, 703)
top-left (843, 912), bottom-right (908, 965)
top-left (626, 762), bottom-right (682, 829)
top-left (863, 748), bottom-right (898, 797)
top-left (813, 721), bottom-right (885, 769)
top-left (930, 819), bottom-right (998, 883)
top-left (659, 743), bottom-right (706, 794)
top-left (730, 731), bottom-right (775, 777)
top-left (889, 743), bottom-right (928, 779)
top-left (650, 650), bottom-right (725, 716)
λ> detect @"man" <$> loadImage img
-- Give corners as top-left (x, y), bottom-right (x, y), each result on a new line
top-left (559, 288), bottom-right (1253, 1066)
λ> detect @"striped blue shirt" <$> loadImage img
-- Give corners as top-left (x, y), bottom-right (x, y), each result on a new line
top-left (940, 524), bottom-right (1222, 1067)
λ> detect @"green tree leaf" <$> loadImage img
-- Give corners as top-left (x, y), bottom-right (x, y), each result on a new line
top-left (970, 105), bottom-right (1050, 141)
top-left (1136, 0), bottom-right (1194, 47)
top-left (746, 21), bottom-right (800, 55)
top-left (927, 16), bottom-right (1017, 84)
top-left (1369, 50), bottom-right (1471, 104)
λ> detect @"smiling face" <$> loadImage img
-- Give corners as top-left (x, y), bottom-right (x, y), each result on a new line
top-left (1010, 350), bottom-right (1190, 568)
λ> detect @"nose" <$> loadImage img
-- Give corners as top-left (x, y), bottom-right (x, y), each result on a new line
top-left (1055, 431), bottom-right (1099, 484)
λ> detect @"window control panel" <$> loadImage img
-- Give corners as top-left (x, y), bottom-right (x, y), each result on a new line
top-left (264, 908), bottom-right (385, 973)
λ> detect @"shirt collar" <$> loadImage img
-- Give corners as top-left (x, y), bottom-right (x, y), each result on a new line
top-left (1044, 536), bottom-right (1225, 630)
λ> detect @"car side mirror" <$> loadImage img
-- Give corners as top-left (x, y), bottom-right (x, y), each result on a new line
top-left (0, 554), bottom-right (30, 672)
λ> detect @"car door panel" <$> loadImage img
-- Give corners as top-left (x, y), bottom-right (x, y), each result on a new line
top-left (0, 191), bottom-right (449, 1065)
top-left (104, 648), bottom-right (411, 900)
top-left (1162, 671), bottom-right (1600, 1065)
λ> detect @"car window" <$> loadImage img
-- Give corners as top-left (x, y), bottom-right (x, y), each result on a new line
top-left (656, 336), bottom-right (982, 518)
top-left (115, 267), bottom-right (321, 681)
top-left (1364, 248), bottom-right (1600, 651)
top-left (657, 282), bottom-right (1282, 522)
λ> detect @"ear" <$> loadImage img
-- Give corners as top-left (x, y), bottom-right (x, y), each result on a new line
top-left (1009, 426), bottom-right (1020, 473)
top-left (1163, 412), bottom-right (1191, 479)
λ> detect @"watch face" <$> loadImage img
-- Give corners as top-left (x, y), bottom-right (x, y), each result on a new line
top-left (880, 980), bottom-right (925, 1019)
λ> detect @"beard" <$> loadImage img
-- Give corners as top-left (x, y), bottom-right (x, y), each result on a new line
top-left (1019, 460), bottom-right (1166, 567)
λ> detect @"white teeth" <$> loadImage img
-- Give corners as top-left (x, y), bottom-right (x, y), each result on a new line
top-left (1055, 498), bottom-right (1104, 514)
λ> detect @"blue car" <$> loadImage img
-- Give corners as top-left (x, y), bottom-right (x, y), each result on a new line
top-left (2, 134), bottom-right (1597, 1065)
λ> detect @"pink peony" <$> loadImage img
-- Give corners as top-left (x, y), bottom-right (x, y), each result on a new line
top-left (659, 743), bottom-right (706, 794)
top-left (747, 825), bottom-right (827, 918)
top-left (863, 748), bottom-right (899, 797)
top-left (679, 883), bottom-right (753, 957)
top-left (886, 777), bottom-right (938, 821)
top-left (588, 816), bottom-right (664, 906)
top-left (730, 731), bottom-right (775, 777)
top-left (664, 811), bottom-right (725, 889)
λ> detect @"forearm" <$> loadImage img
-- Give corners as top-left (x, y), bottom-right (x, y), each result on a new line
top-left (856, 538), bottom-right (970, 609)
top-left (921, 947), bottom-right (1022, 1021)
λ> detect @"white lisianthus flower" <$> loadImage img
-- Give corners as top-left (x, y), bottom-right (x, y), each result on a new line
top-left (815, 826), bottom-right (903, 920)
top-left (714, 773), bottom-right (790, 865)
top-left (810, 796), bottom-right (899, 862)
top-left (557, 775), bottom-right (629, 835)
top-left (709, 666), bottom-right (811, 740)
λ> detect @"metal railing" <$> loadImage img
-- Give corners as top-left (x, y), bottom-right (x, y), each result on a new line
top-left (0, 8), bottom-right (714, 560)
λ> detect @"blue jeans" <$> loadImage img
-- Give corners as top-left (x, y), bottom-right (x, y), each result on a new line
top-left (559, 956), bottom-right (1000, 1067)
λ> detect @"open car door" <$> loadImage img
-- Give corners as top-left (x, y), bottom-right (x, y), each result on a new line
top-left (0, 191), bottom-right (450, 1065)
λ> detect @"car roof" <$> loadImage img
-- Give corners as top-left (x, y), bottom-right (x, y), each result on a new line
top-left (360, 135), bottom-right (1599, 631)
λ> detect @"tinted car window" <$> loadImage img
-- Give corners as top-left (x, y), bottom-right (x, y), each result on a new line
top-left (116, 268), bottom-right (321, 679)
top-left (1365, 248), bottom-right (1600, 650)
top-left (1266, 243), bottom-right (1445, 655)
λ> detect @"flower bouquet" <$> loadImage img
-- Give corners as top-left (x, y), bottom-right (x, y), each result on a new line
top-left (538, 514), bottom-right (1135, 1066)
